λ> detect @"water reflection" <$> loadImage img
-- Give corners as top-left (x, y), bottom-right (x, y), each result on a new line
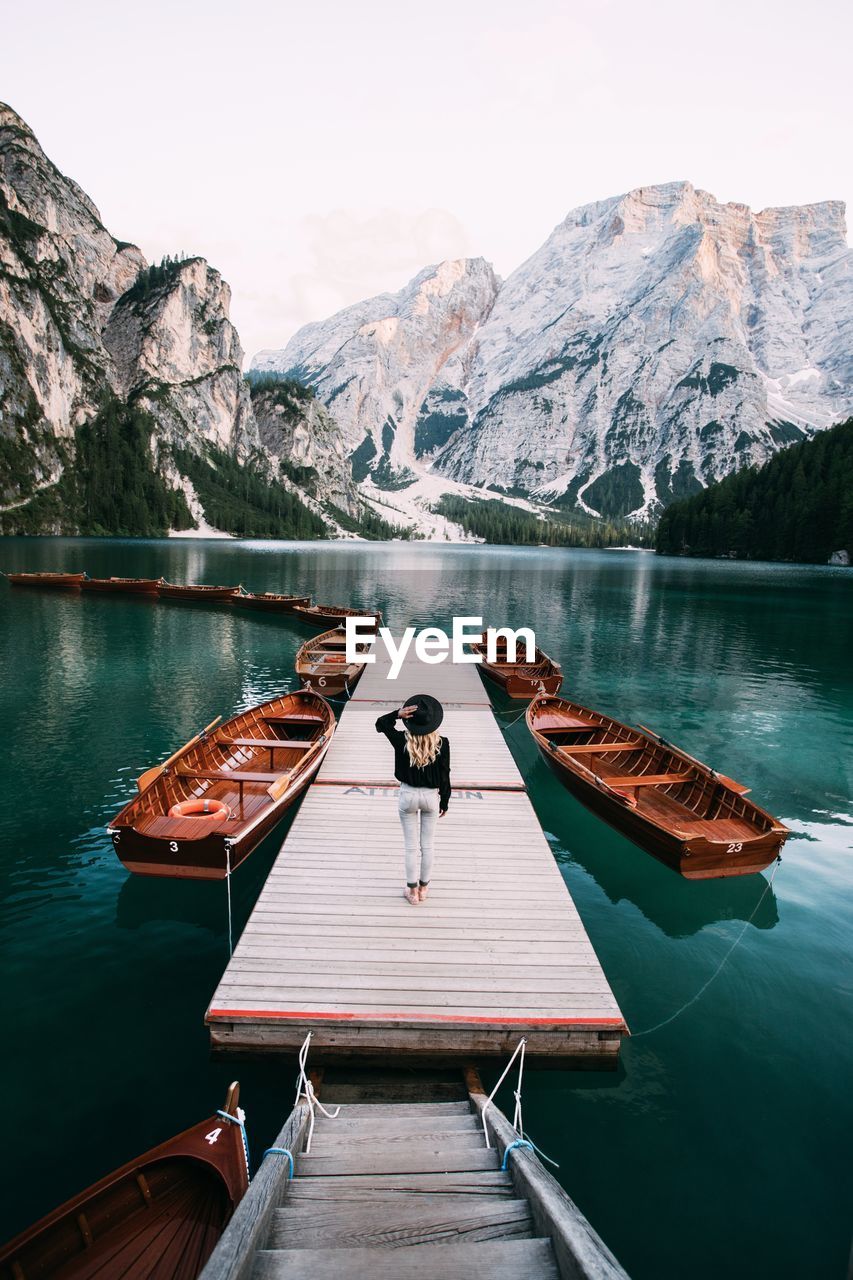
top-left (1, 538), bottom-right (852, 1279)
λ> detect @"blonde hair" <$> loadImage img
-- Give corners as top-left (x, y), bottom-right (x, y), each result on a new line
top-left (405, 730), bottom-right (442, 768)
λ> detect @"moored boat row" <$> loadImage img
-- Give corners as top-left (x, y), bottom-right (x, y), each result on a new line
top-left (3, 572), bottom-right (383, 617)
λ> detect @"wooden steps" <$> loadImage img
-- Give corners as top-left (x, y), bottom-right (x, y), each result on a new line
top-left (252, 1239), bottom-right (560, 1279)
top-left (199, 1069), bottom-right (629, 1280)
top-left (251, 1098), bottom-right (556, 1279)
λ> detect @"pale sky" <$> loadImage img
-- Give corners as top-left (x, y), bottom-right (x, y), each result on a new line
top-left (3, 0), bottom-right (850, 362)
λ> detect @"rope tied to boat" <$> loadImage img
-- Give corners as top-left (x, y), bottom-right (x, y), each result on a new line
top-left (262, 1147), bottom-right (295, 1178)
top-left (494, 705), bottom-right (530, 727)
top-left (224, 841), bottom-right (234, 957)
top-left (480, 1037), bottom-right (562, 1169)
top-left (482, 1037), bottom-right (526, 1149)
top-left (217, 1108), bottom-right (250, 1177)
top-left (295, 1032), bottom-right (340, 1153)
top-left (501, 1139), bottom-right (535, 1170)
top-left (631, 855), bottom-right (782, 1038)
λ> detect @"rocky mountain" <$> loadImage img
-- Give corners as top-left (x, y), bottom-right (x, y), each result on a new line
top-left (0, 104), bottom-right (355, 538)
top-left (255, 182), bottom-right (852, 519)
top-left (248, 375), bottom-right (361, 517)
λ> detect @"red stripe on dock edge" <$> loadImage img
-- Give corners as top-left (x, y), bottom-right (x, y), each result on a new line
top-left (207, 1008), bottom-right (626, 1028)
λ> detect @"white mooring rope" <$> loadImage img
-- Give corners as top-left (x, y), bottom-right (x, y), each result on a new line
top-left (296, 1032), bottom-right (341, 1153)
top-left (225, 841), bottom-right (234, 957)
top-left (631, 857), bottom-right (782, 1037)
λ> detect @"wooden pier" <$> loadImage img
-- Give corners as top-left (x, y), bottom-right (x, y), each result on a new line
top-left (200, 1067), bottom-right (629, 1280)
top-left (206, 642), bottom-right (627, 1065)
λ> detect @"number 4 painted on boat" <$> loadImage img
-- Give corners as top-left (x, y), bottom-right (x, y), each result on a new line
top-left (204, 1127), bottom-right (222, 1145)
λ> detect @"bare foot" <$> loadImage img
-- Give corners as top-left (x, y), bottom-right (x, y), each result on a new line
top-left (404, 887), bottom-right (419, 906)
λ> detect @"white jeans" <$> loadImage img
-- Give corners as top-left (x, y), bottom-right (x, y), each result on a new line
top-left (397, 783), bottom-right (439, 887)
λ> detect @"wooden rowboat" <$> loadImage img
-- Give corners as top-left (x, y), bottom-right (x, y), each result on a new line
top-left (472, 635), bottom-right (562, 698)
top-left (81, 576), bottom-right (165, 594)
top-left (158, 583), bottom-right (242, 602)
top-left (526, 695), bottom-right (788, 879)
top-left (109, 691), bottom-right (335, 879)
top-left (0, 1083), bottom-right (249, 1280)
top-left (5, 571), bottom-right (86, 588)
top-left (295, 625), bottom-right (372, 696)
top-left (291, 602), bottom-right (382, 629)
top-left (233, 591), bottom-right (311, 612)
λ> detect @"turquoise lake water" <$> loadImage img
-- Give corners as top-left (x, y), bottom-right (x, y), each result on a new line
top-left (0, 537), bottom-right (851, 1277)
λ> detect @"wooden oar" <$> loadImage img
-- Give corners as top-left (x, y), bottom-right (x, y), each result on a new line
top-left (136, 716), bottom-right (222, 791)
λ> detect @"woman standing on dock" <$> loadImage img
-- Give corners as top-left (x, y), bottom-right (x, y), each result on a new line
top-left (375, 695), bottom-right (451, 905)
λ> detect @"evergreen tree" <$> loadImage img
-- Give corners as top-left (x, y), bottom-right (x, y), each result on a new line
top-left (656, 419), bottom-right (853, 563)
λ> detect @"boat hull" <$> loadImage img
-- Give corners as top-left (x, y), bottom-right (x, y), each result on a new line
top-left (292, 604), bottom-right (382, 629)
top-left (234, 594), bottom-right (310, 612)
top-left (110, 693), bottom-right (334, 878)
top-left (81, 577), bottom-right (163, 594)
top-left (480, 662), bottom-right (563, 699)
top-left (537, 746), bottom-right (784, 878)
top-left (0, 1096), bottom-right (248, 1280)
top-left (6, 572), bottom-right (86, 588)
top-left (112, 784), bottom-right (301, 878)
top-left (295, 625), bottom-right (371, 696)
top-left (159, 585), bottom-right (240, 602)
top-left (297, 663), bottom-right (365, 697)
top-left (527, 695), bottom-right (787, 880)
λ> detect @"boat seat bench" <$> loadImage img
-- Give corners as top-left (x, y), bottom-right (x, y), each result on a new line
top-left (177, 768), bottom-right (285, 784)
top-left (537, 719), bottom-right (598, 733)
top-left (264, 715), bottom-right (326, 725)
top-left (674, 817), bottom-right (761, 840)
top-left (220, 737), bottom-right (313, 750)
top-left (559, 740), bottom-right (643, 755)
top-left (605, 772), bottom-right (693, 788)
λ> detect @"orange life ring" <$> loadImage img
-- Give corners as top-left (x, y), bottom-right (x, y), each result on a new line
top-left (168, 798), bottom-right (231, 820)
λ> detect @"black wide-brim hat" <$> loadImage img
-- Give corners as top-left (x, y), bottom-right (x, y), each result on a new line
top-left (403, 694), bottom-right (444, 735)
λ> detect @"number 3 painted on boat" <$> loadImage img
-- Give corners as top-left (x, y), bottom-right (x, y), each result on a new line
top-left (204, 1127), bottom-right (222, 1145)
top-left (727, 842), bottom-right (743, 853)
top-left (169, 841), bottom-right (179, 853)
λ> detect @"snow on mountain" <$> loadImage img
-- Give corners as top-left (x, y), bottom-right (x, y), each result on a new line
top-left (255, 182), bottom-right (852, 520)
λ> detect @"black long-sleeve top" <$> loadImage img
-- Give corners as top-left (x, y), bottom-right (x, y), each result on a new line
top-left (375, 711), bottom-right (451, 812)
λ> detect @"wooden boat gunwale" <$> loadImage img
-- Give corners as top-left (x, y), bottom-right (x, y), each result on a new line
top-left (526, 694), bottom-right (788, 877)
top-left (0, 1084), bottom-right (249, 1278)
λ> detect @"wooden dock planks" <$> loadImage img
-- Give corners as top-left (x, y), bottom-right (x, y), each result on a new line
top-left (206, 639), bottom-right (627, 1063)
